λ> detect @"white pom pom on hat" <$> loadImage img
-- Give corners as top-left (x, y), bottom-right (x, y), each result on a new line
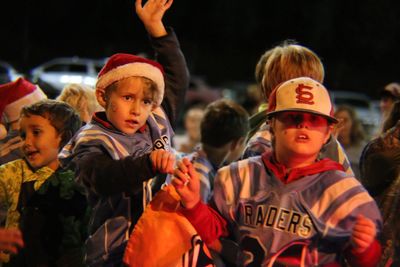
top-left (267, 77), bottom-right (338, 123)
top-left (96, 53), bottom-right (165, 106)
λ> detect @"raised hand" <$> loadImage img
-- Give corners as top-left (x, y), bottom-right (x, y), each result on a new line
top-left (171, 158), bottom-right (201, 209)
top-left (135, 0), bottom-right (173, 37)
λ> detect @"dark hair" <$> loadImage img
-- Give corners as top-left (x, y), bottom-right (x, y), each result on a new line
top-left (21, 99), bottom-right (82, 148)
top-left (201, 99), bottom-right (249, 148)
top-left (382, 100), bottom-right (400, 133)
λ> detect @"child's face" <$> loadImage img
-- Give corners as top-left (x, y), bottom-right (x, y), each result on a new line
top-left (184, 109), bottom-right (203, 142)
top-left (271, 111), bottom-right (331, 160)
top-left (105, 77), bottom-right (155, 135)
top-left (19, 114), bottom-right (62, 171)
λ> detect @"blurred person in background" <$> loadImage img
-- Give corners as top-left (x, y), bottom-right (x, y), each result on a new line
top-left (380, 97), bottom-right (400, 135)
top-left (360, 100), bottom-right (400, 266)
top-left (182, 99), bottom-right (248, 203)
top-left (334, 105), bottom-right (367, 178)
top-left (240, 84), bottom-right (263, 116)
top-left (176, 105), bottom-right (204, 153)
top-left (56, 83), bottom-right (101, 124)
top-left (0, 78), bottom-right (47, 165)
top-left (379, 82), bottom-right (400, 125)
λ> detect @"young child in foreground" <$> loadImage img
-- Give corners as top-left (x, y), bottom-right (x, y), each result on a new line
top-left (0, 100), bottom-right (87, 266)
top-left (173, 77), bottom-right (382, 266)
top-left (59, 0), bottom-right (188, 265)
top-left (244, 42), bottom-right (354, 176)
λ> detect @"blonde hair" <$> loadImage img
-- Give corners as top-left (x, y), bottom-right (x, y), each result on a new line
top-left (256, 42), bottom-right (324, 101)
top-left (57, 83), bottom-right (100, 123)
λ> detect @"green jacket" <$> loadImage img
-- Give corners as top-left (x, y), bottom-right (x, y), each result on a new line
top-left (0, 159), bottom-right (89, 266)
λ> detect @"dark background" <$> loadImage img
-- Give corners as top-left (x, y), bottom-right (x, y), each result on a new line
top-left (1, 0), bottom-right (399, 98)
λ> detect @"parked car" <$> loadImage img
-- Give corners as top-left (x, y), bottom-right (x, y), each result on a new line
top-left (330, 90), bottom-right (380, 137)
top-left (0, 60), bottom-right (23, 84)
top-left (30, 57), bottom-right (105, 98)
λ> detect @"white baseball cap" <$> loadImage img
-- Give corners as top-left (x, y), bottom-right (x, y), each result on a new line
top-left (267, 77), bottom-right (337, 123)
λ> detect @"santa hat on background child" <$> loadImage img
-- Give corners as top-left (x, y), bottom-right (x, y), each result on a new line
top-left (96, 53), bottom-right (165, 107)
top-left (0, 77), bottom-right (47, 125)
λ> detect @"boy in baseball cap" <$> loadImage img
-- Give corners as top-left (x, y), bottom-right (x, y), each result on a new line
top-left (59, 0), bottom-right (188, 266)
top-left (173, 77), bottom-right (382, 266)
top-left (244, 42), bottom-right (354, 177)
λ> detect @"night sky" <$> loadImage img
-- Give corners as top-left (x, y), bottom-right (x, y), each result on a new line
top-left (1, 0), bottom-right (400, 98)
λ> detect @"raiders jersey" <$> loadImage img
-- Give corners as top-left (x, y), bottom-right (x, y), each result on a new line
top-left (210, 155), bottom-right (382, 266)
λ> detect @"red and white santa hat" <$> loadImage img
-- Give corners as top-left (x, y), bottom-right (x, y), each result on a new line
top-left (96, 53), bottom-right (165, 106)
top-left (0, 78), bottom-right (47, 123)
top-left (267, 77), bottom-right (338, 123)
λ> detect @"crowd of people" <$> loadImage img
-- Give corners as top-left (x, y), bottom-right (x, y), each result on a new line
top-left (0, 0), bottom-right (399, 266)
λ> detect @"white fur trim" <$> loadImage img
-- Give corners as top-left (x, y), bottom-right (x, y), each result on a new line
top-left (4, 86), bottom-right (47, 122)
top-left (96, 62), bottom-right (165, 106)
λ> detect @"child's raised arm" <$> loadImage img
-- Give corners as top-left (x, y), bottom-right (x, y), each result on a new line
top-left (135, 0), bottom-right (189, 128)
top-left (135, 0), bottom-right (173, 37)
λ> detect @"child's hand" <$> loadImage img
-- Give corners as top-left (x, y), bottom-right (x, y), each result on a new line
top-left (171, 158), bottom-right (201, 209)
top-left (0, 228), bottom-right (24, 254)
top-left (150, 150), bottom-right (175, 174)
top-left (135, 0), bottom-right (173, 37)
top-left (350, 215), bottom-right (376, 253)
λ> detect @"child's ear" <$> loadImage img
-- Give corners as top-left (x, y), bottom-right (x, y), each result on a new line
top-left (96, 90), bottom-right (107, 108)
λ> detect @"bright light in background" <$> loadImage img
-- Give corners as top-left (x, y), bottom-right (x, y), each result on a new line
top-left (60, 75), bottom-right (83, 84)
top-left (60, 75), bottom-right (96, 86)
top-left (83, 77), bottom-right (97, 86)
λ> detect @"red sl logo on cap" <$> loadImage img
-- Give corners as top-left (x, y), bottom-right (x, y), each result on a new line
top-left (295, 84), bottom-right (314, 105)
